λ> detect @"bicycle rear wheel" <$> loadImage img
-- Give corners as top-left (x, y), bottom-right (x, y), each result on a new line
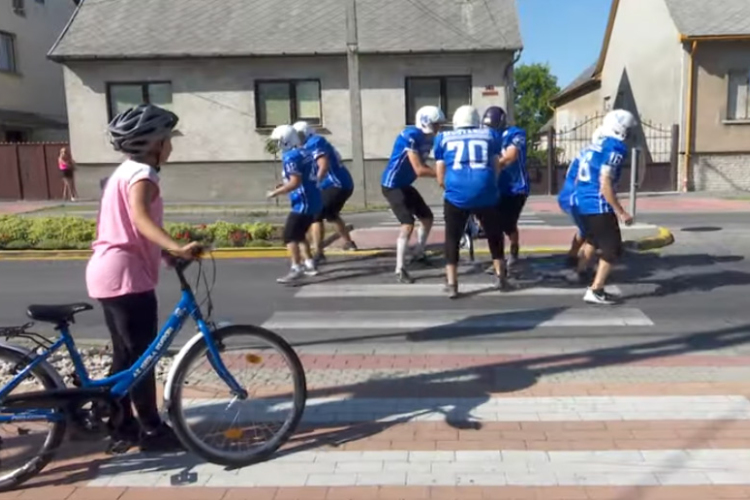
top-left (167, 325), bottom-right (306, 467)
top-left (0, 346), bottom-right (66, 491)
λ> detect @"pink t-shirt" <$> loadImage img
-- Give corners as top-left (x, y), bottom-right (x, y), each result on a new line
top-left (58, 160), bottom-right (70, 171)
top-left (85, 160), bottom-right (164, 299)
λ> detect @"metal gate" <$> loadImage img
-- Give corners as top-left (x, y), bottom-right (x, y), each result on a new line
top-left (528, 113), bottom-right (678, 195)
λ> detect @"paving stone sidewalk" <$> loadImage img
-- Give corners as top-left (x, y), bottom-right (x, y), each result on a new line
top-left (3, 345), bottom-right (750, 499)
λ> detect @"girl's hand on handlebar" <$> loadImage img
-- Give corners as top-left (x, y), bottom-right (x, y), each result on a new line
top-left (173, 242), bottom-right (204, 260)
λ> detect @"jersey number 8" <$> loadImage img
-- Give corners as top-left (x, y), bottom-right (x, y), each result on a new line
top-left (447, 140), bottom-right (489, 170)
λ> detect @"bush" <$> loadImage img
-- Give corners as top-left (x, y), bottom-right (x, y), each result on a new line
top-left (0, 216), bottom-right (281, 251)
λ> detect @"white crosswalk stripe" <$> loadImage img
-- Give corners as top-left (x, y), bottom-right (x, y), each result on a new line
top-left (294, 283), bottom-right (623, 298)
top-left (262, 307), bottom-right (653, 330)
top-left (377, 209), bottom-right (547, 227)
top-left (264, 281), bottom-right (653, 331)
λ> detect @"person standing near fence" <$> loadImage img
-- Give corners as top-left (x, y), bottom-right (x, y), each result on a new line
top-left (59, 147), bottom-right (78, 202)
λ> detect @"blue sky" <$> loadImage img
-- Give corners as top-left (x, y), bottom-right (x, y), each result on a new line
top-left (517, 0), bottom-right (612, 89)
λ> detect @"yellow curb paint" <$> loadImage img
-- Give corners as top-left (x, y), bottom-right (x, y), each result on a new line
top-left (632, 226), bottom-right (675, 251)
top-left (0, 227), bottom-right (676, 261)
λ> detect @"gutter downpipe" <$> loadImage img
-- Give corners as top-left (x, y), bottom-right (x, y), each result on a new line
top-left (504, 49), bottom-right (522, 123)
top-left (683, 39), bottom-right (697, 192)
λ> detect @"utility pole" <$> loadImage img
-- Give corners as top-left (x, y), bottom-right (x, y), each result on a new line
top-left (346, 0), bottom-right (367, 207)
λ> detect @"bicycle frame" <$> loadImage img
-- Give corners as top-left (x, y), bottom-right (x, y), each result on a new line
top-left (0, 260), bottom-right (247, 423)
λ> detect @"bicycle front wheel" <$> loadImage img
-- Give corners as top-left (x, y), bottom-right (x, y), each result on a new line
top-left (167, 325), bottom-right (306, 467)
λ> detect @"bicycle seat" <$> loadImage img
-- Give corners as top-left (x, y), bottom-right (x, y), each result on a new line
top-left (27, 303), bottom-right (94, 325)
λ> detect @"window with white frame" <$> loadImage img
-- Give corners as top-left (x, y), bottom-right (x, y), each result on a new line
top-left (405, 76), bottom-right (472, 126)
top-left (0, 32), bottom-right (17, 73)
top-left (255, 80), bottom-right (322, 128)
top-left (727, 69), bottom-right (750, 121)
top-left (107, 82), bottom-right (173, 120)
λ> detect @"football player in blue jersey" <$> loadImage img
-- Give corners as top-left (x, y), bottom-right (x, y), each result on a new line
top-left (266, 125), bottom-right (323, 284)
top-left (435, 105), bottom-right (509, 298)
top-left (574, 109), bottom-right (636, 305)
top-left (482, 107), bottom-right (529, 271)
top-left (381, 106), bottom-right (445, 284)
top-left (558, 126), bottom-right (603, 271)
top-left (293, 121), bottom-right (357, 265)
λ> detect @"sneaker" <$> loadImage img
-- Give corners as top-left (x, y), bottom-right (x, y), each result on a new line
top-left (583, 288), bottom-right (618, 305)
top-left (139, 423), bottom-right (185, 454)
top-left (313, 253), bottom-right (327, 266)
top-left (410, 252), bottom-right (430, 265)
top-left (342, 241), bottom-right (358, 251)
top-left (277, 268), bottom-right (304, 284)
top-left (443, 283), bottom-right (459, 299)
top-left (304, 260), bottom-right (319, 277)
top-left (565, 256), bottom-right (579, 269)
top-left (396, 269), bottom-right (415, 284)
top-left (105, 420), bottom-right (140, 455)
top-left (493, 274), bottom-right (511, 292)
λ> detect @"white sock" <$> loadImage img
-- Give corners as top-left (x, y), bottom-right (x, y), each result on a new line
top-left (416, 225), bottom-right (430, 256)
top-left (291, 263), bottom-right (302, 272)
top-left (396, 235), bottom-right (408, 273)
top-left (304, 258), bottom-right (315, 269)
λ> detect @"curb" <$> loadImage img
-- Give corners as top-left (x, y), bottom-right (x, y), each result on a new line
top-left (0, 227), bottom-right (675, 261)
top-left (623, 226), bottom-right (675, 252)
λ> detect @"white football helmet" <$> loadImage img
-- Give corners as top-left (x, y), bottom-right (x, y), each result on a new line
top-left (270, 124), bottom-right (301, 152)
top-left (292, 121), bottom-right (313, 141)
top-left (601, 109), bottom-right (637, 141)
top-left (415, 105), bottom-right (446, 134)
top-left (452, 105), bottom-right (480, 129)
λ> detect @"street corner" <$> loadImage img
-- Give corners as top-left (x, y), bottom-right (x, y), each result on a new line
top-left (625, 226), bottom-right (676, 252)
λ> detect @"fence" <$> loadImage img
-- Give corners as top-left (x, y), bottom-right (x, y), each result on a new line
top-left (527, 113), bottom-right (679, 195)
top-left (0, 142), bottom-right (69, 200)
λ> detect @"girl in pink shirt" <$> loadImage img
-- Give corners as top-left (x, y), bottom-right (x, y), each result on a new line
top-left (86, 104), bottom-right (200, 454)
top-left (58, 147), bottom-right (78, 201)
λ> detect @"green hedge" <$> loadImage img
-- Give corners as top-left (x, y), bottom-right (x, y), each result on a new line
top-left (0, 216), bottom-right (280, 250)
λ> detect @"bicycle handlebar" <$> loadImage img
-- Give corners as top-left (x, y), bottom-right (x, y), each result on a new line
top-left (163, 245), bottom-right (213, 289)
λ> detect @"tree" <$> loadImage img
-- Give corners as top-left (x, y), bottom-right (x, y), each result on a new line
top-left (513, 63), bottom-right (560, 143)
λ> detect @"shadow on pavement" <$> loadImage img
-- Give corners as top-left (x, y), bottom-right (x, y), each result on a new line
top-left (12, 249), bottom-right (750, 489)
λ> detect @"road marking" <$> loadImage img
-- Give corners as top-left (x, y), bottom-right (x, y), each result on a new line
top-left (295, 284), bottom-right (622, 298)
top-left (261, 307), bottom-right (653, 329)
top-left (87, 447), bottom-right (750, 487)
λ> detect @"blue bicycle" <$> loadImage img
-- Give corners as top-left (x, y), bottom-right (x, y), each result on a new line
top-left (0, 252), bottom-right (306, 490)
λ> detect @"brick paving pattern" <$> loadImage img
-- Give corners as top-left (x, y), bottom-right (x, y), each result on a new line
top-left (1, 347), bottom-right (749, 499)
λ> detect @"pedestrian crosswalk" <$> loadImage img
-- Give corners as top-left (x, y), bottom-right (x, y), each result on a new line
top-left (261, 278), bottom-right (654, 333)
top-left (376, 209), bottom-right (547, 227)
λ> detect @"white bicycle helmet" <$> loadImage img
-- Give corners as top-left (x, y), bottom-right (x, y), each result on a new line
top-left (108, 104), bottom-right (178, 156)
top-left (271, 125), bottom-right (301, 152)
top-left (415, 106), bottom-right (446, 134)
top-left (453, 105), bottom-right (480, 129)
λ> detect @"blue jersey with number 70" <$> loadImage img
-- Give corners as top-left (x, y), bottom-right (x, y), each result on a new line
top-left (434, 127), bottom-right (501, 209)
top-left (574, 136), bottom-right (628, 215)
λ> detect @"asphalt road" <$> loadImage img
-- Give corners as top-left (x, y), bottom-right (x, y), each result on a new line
top-left (1, 217), bottom-right (749, 355)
